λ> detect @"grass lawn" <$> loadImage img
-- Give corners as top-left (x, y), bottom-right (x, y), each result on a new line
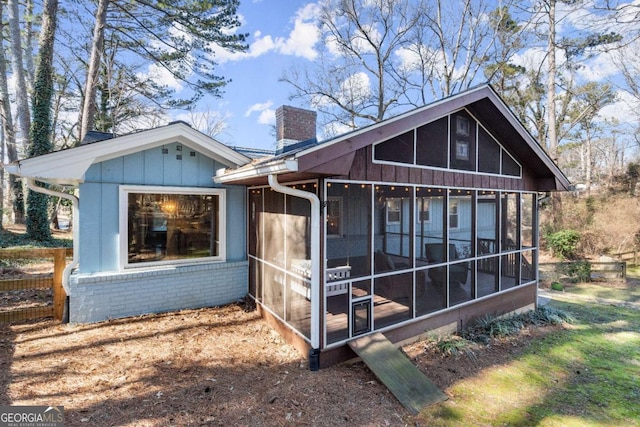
top-left (417, 283), bottom-right (640, 426)
top-left (0, 225), bottom-right (72, 249)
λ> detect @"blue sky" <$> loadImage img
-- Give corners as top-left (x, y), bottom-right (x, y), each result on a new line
top-left (165, 0), bottom-right (640, 153)
top-left (186, 0), bottom-right (319, 151)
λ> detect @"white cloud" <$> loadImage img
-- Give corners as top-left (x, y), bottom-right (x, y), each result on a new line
top-left (245, 101), bottom-right (275, 125)
top-left (599, 90), bottom-right (640, 123)
top-left (212, 3), bottom-right (320, 63)
top-left (338, 72), bottom-right (371, 105)
top-left (257, 109), bottom-right (275, 125)
top-left (577, 51), bottom-right (621, 82)
top-left (277, 3), bottom-right (321, 59)
top-left (138, 63), bottom-right (183, 92)
top-left (245, 101), bottom-right (273, 117)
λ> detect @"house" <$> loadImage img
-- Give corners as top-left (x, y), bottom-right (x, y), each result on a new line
top-left (6, 84), bottom-right (569, 369)
top-left (214, 85), bottom-right (570, 368)
top-left (6, 122), bottom-right (252, 323)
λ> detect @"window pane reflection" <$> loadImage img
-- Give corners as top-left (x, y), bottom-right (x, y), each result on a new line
top-left (127, 192), bottom-right (219, 264)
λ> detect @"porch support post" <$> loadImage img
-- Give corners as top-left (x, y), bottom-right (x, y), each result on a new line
top-left (267, 175), bottom-right (321, 351)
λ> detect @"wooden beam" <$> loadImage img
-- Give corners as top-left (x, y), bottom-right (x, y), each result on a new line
top-left (0, 248), bottom-right (73, 259)
top-left (0, 307), bottom-right (54, 323)
top-left (0, 277), bottom-right (53, 291)
top-left (348, 332), bottom-right (447, 414)
top-left (53, 248), bottom-right (67, 320)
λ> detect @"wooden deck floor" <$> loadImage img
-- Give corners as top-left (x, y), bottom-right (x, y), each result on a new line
top-left (285, 270), bottom-right (522, 346)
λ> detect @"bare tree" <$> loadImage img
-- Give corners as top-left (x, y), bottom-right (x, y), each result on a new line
top-left (1, 0), bottom-right (25, 224)
top-left (282, 0), bottom-right (517, 135)
top-left (417, 0), bottom-right (513, 99)
top-left (184, 107), bottom-right (228, 138)
top-left (282, 0), bottom-right (421, 133)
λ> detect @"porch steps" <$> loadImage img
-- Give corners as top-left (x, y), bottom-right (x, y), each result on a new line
top-left (348, 333), bottom-right (447, 415)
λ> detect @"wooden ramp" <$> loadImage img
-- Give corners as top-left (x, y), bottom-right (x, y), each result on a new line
top-left (348, 333), bottom-right (447, 415)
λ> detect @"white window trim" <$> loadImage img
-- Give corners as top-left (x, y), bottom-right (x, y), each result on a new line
top-left (449, 199), bottom-right (460, 230)
top-left (386, 198), bottom-right (401, 224)
top-left (119, 185), bottom-right (226, 269)
top-left (416, 198), bottom-right (431, 224)
top-left (326, 196), bottom-right (343, 238)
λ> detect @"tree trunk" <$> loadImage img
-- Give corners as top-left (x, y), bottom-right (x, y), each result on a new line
top-left (7, 0), bottom-right (31, 146)
top-left (546, 0), bottom-right (562, 228)
top-left (26, 0), bottom-right (59, 241)
top-left (24, 0), bottom-right (35, 92)
top-left (585, 133), bottom-right (592, 197)
top-left (0, 1), bottom-right (24, 225)
top-left (0, 127), bottom-right (3, 230)
top-left (80, 0), bottom-right (109, 142)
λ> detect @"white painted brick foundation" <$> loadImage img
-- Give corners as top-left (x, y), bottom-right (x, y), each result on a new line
top-left (68, 261), bottom-right (248, 323)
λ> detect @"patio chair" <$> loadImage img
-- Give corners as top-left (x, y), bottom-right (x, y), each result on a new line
top-left (425, 243), bottom-right (469, 286)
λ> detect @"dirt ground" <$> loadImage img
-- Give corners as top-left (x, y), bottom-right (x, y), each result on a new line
top-left (0, 298), bottom-right (561, 427)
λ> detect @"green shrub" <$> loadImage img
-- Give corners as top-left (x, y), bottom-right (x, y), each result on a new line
top-left (550, 282), bottom-right (564, 291)
top-left (429, 335), bottom-right (476, 361)
top-left (463, 307), bottom-right (573, 344)
top-left (558, 260), bottom-right (591, 282)
top-left (546, 229), bottom-right (581, 259)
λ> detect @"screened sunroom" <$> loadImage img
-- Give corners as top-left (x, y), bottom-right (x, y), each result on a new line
top-left (247, 180), bottom-right (537, 349)
top-left (216, 85), bottom-right (570, 368)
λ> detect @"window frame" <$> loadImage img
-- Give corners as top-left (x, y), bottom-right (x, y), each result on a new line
top-left (119, 185), bottom-right (226, 269)
top-left (449, 199), bottom-right (460, 229)
top-left (416, 197), bottom-right (431, 224)
top-left (386, 198), bottom-right (402, 224)
top-left (326, 196), bottom-right (343, 238)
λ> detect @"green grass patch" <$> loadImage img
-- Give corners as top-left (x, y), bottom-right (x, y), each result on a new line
top-left (0, 227), bottom-right (72, 249)
top-left (626, 265), bottom-right (640, 279)
top-left (417, 299), bottom-right (640, 426)
top-left (561, 281), bottom-right (640, 304)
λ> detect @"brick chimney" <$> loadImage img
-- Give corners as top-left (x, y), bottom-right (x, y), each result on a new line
top-left (276, 105), bottom-right (317, 152)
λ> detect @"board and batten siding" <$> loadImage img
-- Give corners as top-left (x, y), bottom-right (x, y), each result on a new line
top-left (78, 142), bottom-right (247, 274)
top-left (345, 146), bottom-right (539, 191)
top-left (67, 142), bottom-right (249, 323)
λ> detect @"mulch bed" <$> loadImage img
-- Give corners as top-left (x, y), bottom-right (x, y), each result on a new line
top-left (0, 301), bottom-right (560, 427)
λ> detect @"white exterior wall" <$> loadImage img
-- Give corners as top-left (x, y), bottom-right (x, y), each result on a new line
top-left (68, 260), bottom-right (248, 323)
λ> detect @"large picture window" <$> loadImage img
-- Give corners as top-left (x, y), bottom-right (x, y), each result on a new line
top-left (120, 186), bottom-right (225, 267)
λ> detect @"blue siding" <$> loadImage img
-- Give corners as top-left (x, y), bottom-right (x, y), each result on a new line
top-left (181, 148), bottom-right (200, 186)
top-left (198, 155), bottom-right (216, 185)
top-left (79, 183), bottom-right (102, 272)
top-left (78, 143), bottom-right (247, 274)
top-left (123, 152), bottom-right (144, 184)
top-left (144, 147), bottom-right (164, 185)
top-left (226, 186), bottom-right (247, 261)
top-left (163, 144), bottom-right (183, 184)
top-left (100, 184), bottom-right (120, 272)
top-left (101, 158), bottom-right (124, 182)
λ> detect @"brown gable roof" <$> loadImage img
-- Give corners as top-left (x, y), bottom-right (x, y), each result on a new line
top-left (215, 84), bottom-right (570, 191)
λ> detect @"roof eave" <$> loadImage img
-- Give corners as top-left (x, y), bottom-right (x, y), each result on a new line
top-left (214, 159), bottom-right (299, 184)
top-left (4, 122), bottom-right (252, 184)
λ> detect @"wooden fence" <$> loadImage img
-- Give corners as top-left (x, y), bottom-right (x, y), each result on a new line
top-left (0, 248), bottom-right (72, 323)
top-left (614, 250), bottom-right (638, 267)
top-left (540, 260), bottom-right (627, 282)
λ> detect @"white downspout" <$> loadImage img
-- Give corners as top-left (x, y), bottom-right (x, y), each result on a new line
top-left (267, 174), bottom-right (321, 352)
top-left (27, 179), bottom-right (79, 295)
